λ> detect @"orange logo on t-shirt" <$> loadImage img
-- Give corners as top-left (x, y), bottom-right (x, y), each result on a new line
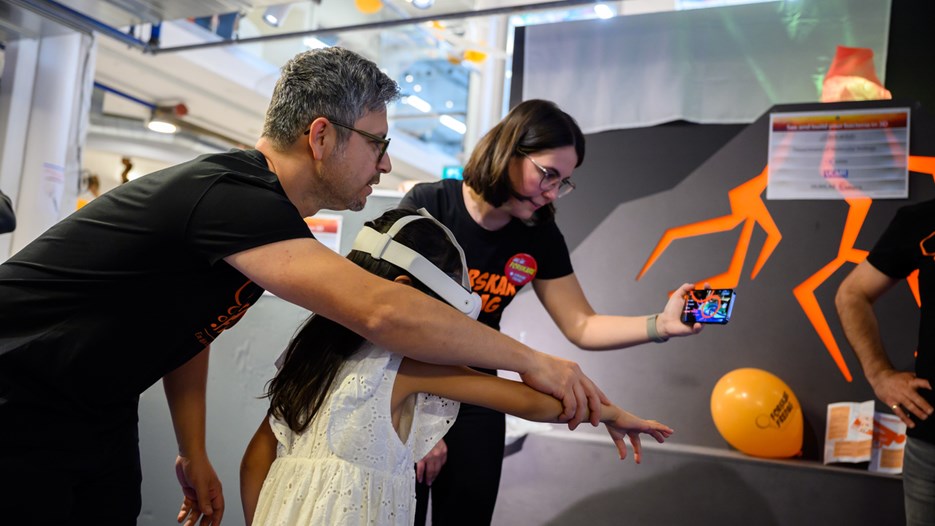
top-left (920, 230), bottom-right (935, 260)
top-left (469, 269), bottom-right (518, 314)
top-left (194, 280), bottom-right (256, 346)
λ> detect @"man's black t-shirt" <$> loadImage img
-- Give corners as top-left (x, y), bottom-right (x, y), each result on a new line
top-left (401, 179), bottom-right (573, 331)
top-left (867, 198), bottom-right (935, 444)
top-left (0, 149), bottom-right (312, 422)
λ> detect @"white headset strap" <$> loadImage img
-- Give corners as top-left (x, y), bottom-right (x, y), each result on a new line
top-left (381, 209), bottom-right (470, 290)
top-left (351, 210), bottom-right (476, 315)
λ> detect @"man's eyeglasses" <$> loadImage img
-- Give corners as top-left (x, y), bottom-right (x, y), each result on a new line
top-left (521, 152), bottom-right (575, 199)
top-left (305, 120), bottom-right (391, 163)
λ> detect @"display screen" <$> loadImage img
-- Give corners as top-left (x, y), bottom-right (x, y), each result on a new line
top-left (681, 289), bottom-right (736, 324)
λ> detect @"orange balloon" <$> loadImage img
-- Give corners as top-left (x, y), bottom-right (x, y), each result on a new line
top-left (710, 368), bottom-right (803, 458)
top-left (355, 0), bottom-right (383, 14)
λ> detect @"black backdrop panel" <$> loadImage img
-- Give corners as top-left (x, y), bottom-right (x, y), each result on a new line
top-left (558, 121), bottom-right (745, 252)
top-left (501, 0), bottom-right (935, 461)
top-left (503, 99), bottom-right (934, 459)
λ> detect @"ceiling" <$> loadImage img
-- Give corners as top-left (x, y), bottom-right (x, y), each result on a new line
top-left (0, 0), bottom-right (645, 190)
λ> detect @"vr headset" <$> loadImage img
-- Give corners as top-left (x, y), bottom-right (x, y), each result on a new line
top-left (352, 209), bottom-right (482, 320)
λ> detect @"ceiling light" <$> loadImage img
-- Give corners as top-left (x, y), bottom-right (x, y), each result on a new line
top-left (147, 119), bottom-right (177, 134)
top-left (594, 4), bottom-right (615, 19)
top-left (405, 95), bottom-right (432, 113)
top-left (411, 0), bottom-right (435, 9)
top-left (146, 110), bottom-right (177, 134)
top-left (146, 104), bottom-right (187, 134)
top-left (263, 4), bottom-right (290, 27)
top-left (439, 115), bottom-right (466, 135)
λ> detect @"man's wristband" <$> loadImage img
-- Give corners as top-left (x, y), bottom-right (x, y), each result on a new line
top-left (647, 314), bottom-right (668, 343)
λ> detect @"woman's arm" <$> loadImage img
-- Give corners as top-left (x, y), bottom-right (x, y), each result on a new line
top-left (395, 358), bottom-right (672, 462)
top-left (240, 417), bottom-right (278, 526)
top-left (534, 275), bottom-right (702, 350)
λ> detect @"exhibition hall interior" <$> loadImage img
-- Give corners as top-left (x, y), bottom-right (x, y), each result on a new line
top-left (1, 0), bottom-right (933, 524)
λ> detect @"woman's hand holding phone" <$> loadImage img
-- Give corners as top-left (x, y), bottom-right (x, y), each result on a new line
top-left (680, 288), bottom-right (736, 324)
top-left (655, 283), bottom-right (705, 338)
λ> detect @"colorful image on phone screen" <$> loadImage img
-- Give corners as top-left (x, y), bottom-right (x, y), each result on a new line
top-left (681, 289), bottom-right (736, 324)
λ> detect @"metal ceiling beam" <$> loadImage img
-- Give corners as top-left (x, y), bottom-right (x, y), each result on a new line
top-left (8, 0), bottom-right (149, 49)
top-left (152, 0), bottom-right (603, 54)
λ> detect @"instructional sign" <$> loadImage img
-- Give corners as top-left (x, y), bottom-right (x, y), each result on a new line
top-left (767, 107), bottom-right (909, 200)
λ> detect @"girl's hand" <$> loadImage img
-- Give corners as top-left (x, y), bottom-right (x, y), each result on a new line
top-left (604, 408), bottom-right (674, 463)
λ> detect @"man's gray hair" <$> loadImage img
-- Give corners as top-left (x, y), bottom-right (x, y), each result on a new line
top-left (262, 47), bottom-right (400, 151)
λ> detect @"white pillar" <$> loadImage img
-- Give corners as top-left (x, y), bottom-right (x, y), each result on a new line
top-left (0, 29), bottom-right (96, 258)
top-left (0, 38), bottom-right (38, 260)
top-left (464, 13), bottom-right (509, 157)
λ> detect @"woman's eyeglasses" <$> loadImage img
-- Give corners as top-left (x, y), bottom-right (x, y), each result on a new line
top-left (521, 152), bottom-right (575, 198)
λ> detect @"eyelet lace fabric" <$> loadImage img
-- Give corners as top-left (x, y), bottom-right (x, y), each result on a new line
top-left (253, 343), bottom-right (459, 525)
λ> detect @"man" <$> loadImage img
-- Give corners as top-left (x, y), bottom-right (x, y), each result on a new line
top-left (0, 188), bottom-right (14, 233)
top-left (836, 198), bottom-right (935, 526)
top-left (0, 48), bottom-right (604, 525)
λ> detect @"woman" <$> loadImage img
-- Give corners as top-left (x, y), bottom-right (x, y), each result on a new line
top-left (400, 99), bottom-right (702, 526)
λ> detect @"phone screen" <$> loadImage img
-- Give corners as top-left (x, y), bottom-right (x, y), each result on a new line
top-left (681, 288), bottom-right (736, 324)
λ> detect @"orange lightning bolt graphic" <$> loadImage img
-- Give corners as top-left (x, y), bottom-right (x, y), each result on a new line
top-left (638, 156), bottom-right (935, 382)
top-left (636, 166), bottom-right (780, 288)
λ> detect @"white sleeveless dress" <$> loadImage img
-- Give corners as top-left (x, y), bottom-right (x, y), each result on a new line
top-left (252, 342), bottom-right (459, 525)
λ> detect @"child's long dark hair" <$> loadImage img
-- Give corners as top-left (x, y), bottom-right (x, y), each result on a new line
top-left (265, 208), bottom-right (465, 433)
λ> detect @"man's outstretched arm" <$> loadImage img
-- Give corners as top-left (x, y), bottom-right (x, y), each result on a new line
top-left (226, 237), bottom-right (608, 428)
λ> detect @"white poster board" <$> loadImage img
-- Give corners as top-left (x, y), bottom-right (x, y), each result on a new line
top-left (767, 107), bottom-right (910, 200)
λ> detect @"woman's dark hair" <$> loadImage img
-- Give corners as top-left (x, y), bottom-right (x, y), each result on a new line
top-left (266, 208), bottom-right (464, 433)
top-left (462, 99), bottom-right (585, 224)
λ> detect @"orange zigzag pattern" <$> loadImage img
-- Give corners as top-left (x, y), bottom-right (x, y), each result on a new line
top-left (638, 156), bottom-right (935, 381)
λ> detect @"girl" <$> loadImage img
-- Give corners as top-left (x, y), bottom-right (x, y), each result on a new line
top-left (239, 208), bottom-right (673, 525)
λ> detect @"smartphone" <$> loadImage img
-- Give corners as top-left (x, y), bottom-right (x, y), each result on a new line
top-left (681, 288), bottom-right (736, 324)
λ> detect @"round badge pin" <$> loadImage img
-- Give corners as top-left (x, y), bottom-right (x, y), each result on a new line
top-left (504, 253), bottom-right (537, 286)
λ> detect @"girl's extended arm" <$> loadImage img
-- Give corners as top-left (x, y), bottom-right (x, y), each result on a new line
top-left (395, 359), bottom-right (673, 463)
top-left (240, 417), bottom-right (278, 526)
